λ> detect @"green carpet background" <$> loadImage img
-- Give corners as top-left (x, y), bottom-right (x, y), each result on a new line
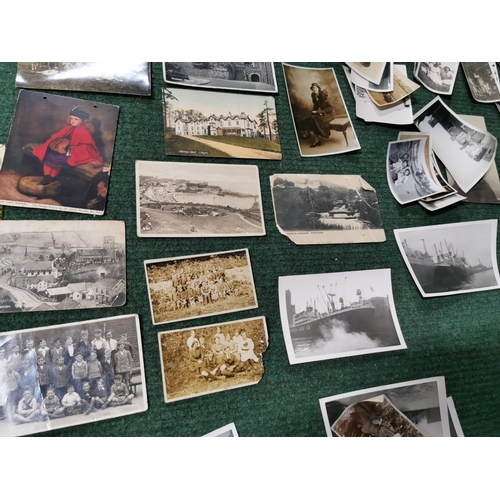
top-left (0, 62), bottom-right (498, 437)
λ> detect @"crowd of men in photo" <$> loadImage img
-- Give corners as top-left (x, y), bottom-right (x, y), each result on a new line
top-left (0, 328), bottom-right (136, 425)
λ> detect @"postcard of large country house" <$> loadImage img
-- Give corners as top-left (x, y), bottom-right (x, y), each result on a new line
top-left (162, 88), bottom-right (282, 160)
top-left (0, 220), bottom-right (126, 313)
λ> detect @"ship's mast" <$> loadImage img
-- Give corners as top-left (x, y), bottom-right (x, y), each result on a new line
top-left (420, 238), bottom-right (428, 255)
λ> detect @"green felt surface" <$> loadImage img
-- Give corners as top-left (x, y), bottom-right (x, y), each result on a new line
top-left (0, 62), bottom-right (498, 437)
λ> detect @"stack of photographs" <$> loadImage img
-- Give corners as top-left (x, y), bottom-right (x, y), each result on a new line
top-left (414, 63), bottom-right (459, 95)
top-left (345, 63), bottom-right (388, 85)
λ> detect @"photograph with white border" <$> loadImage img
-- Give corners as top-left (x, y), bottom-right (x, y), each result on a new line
top-left (447, 396), bottom-right (465, 437)
top-left (319, 376), bottom-right (450, 437)
top-left (394, 219), bottom-right (500, 297)
top-left (349, 62), bottom-right (393, 92)
top-left (462, 62), bottom-right (500, 103)
top-left (414, 62), bottom-right (459, 95)
top-left (279, 268), bottom-right (406, 365)
top-left (203, 422), bottom-right (239, 437)
top-left (345, 62), bottom-right (387, 85)
top-left (367, 67), bottom-right (420, 108)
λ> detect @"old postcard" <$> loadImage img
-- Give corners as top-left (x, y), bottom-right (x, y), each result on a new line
top-left (159, 316), bottom-right (268, 403)
top-left (345, 62), bottom-right (387, 85)
top-left (447, 396), bottom-right (465, 437)
top-left (0, 220), bottom-right (125, 313)
top-left (320, 376), bottom-right (450, 437)
top-left (163, 63), bottom-right (277, 93)
top-left (414, 97), bottom-right (497, 193)
top-left (136, 161), bottom-right (265, 237)
top-left (162, 87), bottom-right (281, 160)
top-left (0, 90), bottom-right (118, 215)
top-left (349, 62), bottom-right (393, 92)
top-left (270, 174), bottom-right (385, 244)
top-left (0, 314), bottom-right (147, 437)
top-left (282, 64), bottom-right (360, 157)
top-left (145, 249), bottom-right (258, 325)
top-left (203, 422), bottom-right (239, 437)
top-left (368, 67), bottom-right (420, 108)
top-left (279, 268), bottom-right (405, 365)
top-left (414, 62), bottom-right (459, 95)
top-left (394, 220), bottom-right (500, 298)
top-left (462, 62), bottom-right (500, 103)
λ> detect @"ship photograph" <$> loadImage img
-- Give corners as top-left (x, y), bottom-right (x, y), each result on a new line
top-left (395, 219), bottom-right (500, 297)
top-left (279, 269), bottom-right (406, 364)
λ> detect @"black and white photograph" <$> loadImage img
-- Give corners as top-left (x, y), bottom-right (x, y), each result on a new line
top-left (415, 62), bottom-right (459, 95)
top-left (163, 62), bottom-right (277, 93)
top-left (16, 63), bottom-right (151, 96)
top-left (203, 422), bottom-right (239, 437)
top-left (462, 62), bottom-right (500, 103)
top-left (278, 268), bottom-right (406, 365)
top-left (136, 161), bottom-right (265, 237)
top-left (158, 317), bottom-right (267, 403)
top-left (345, 62), bottom-right (387, 85)
top-left (394, 220), bottom-right (500, 297)
top-left (0, 220), bottom-right (126, 313)
top-left (413, 96), bottom-right (497, 193)
top-left (145, 249), bottom-right (258, 325)
top-left (282, 64), bottom-right (360, 157)
top-left (367, 67), bottom-right (420, 109)
top-left (0, 314), bottom-right (147, 437)
top-left (447, 396), bottom-right (465, 437)
top-left (320, 376), bottom-right (450, 437)
top-left (349, 62), bottom-right (393, 92)
top-left (270, 174), bottom-right (385, 245)
top-left (387, 138), bottom-right (445, 204)
top-left (162, 88), bottom-right (281, 160)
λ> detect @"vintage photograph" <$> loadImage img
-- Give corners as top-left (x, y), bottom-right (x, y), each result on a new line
top-left (279, 268), bottom-right (406, 365)
top-left (0, 314), bottom-right (147, 437)
top-left (394, 220), bottom-right (500, 297)
top-left (16, 63), bottom-right (151, 96)
top-left (0, 220), bottom-right (126, 313)
top-left (462, 62), bottom-right (500, 103)
top-left (345, 62), bottom-right (387, 85)
top-left (270, 174), bottom-right (385, 244)
top-left (0, 90), bottom-right (118, 215)
top-left (163, 62), bottom-right (277, 93)
top-left (282, 64), bottom-right (360, 157)
top-left (320, 377), bottom-right (450, 437)
top-left (162, 88), bottom-right (281, 160)
top-left (203, 422), bottom-right (239, 437)
top-left (415, 62), bottom-right (459, 95)
top-left (367, 67), bottom-right (420, 108)
top-left (136, 161), bottom-right (265, 237)
top-left (145, 249), bottom-right (258, 325)
top-left (159, 317), bottom-right (268, 403)
top-left (413, 96), bottom-right (497, 193)
top-left (349, 62), bottom-right (393, 92)
top-left (387, 138), bottom-right (445, 204)
top-left (331, 394), bottom-right (425, 437)
top-left (447, 396), bottom-right (465, 437)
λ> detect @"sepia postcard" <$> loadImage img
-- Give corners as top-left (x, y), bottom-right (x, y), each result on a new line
top-left (270, 174), bottom-right (385, 244)
top-left (320, 376), bottom-right (450, 437)
top-left (367, 67), bottom-right (420, 109)
top-left (345, 62), bottom-right (387, 85)
top-left (279, 268), bottom-right (406, 365)
top-left (163, 62), bottom-right (277, 93)
top-left (447, 396), bottom-right (465, 437)
top-left (282, 64), bottom-right (360, 157)
top-left (0, 314), bottom-right (147, 437)
top-left (159, 316), bottom-right (268, 403)
top-left (136, 161), bottom-right (265, 237)
top-left (462, 62), bottom-right (500, 103)
top-left (414, 62), bottom-right (459, 95)
top-left (145, 248), bottom-right (258, 325)
top-left (203, 422), bottom-right (239, 437)
top-left (414, 96), bottom-right (497, 193)
top-left (16, 63), bottom-right (151, 96)
top-left (394, 220), bottom-right (500, 298)
top-left (349, 62), bottom-right (393, 92)
top-left (162, 87), bottom-right (281, 160)
top-left (0, 90), bottom-right (118, 215)
top-left (0, 220), bottom-right (126, 313)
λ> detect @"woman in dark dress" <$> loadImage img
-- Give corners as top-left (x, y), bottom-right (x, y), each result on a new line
top-left (307, 83), bottom-right (335, 147)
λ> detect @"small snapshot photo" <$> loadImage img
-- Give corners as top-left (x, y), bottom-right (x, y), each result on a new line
top-left (16, 62), bottom-right (151, 96)
top-left (320, 377), bottom-right (450, 437)
top-left (136, 161), bottom-right (265, 237)
top-left (447, 396), bottom-right (465, 437)
top-left (413, 96), bottom-right (497, 193)
top-left (394, 219), bottom-right (500, 297)
top-left (162, 88), bottom-right (281, 160)
top-left (0, 314), bottom-right (147, 437)
top-left (278, 268), bottom-right (406, 365)
top-left (345, 62), bottom-right (387, 85)
top-left (159, 316), bottom-right (268, 403)
top-left (145, 249), bottom-right (258, 325)
top-left (415, 62), bottom-right (459, 95)
top-left (163, 62), bottom-right (277, 93)
top-left (0, 220), bottom-right (126, 313)
top-left (282, 64), bottom-right (360, 157)
top-left (367, 67), bottom-right (420, 109)
top-left (0, 90), bottom-right (119, 215)
top-left (270, 174), bottom-right (385, 244)
top-left (462, 62), bottom-right (500, 103)
top-left (349, 62), bottom-right (393, 92)
top-left (387, 138), bottom-right (445, 204)
top-left (203, 422), bottom-right (239, 437)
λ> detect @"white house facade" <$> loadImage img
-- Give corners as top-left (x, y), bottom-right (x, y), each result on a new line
top-left (175, 111), bottom-right (258, 138)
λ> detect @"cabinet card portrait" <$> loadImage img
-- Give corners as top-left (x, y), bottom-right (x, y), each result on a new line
top-left (0, 220), bottom-right (126, 313)
top-left (136, 161), bottom-right (265, 237)
top-left (414, 62), bottom-right (459, 95)
top-left (159, 316), bottom-right (268, 403)
top-left (0, 314), bottom-right (147, 437)
top-left (162, 88), bottom-right (281, 160)
top-left (282, 64), bottom-right (360, 157)
top-left (145, 249), bottom-right (258, 326)
top-left (203, 422), bottom-right (239, 437)
top-left (0, 90), bottom-right (119, 215)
